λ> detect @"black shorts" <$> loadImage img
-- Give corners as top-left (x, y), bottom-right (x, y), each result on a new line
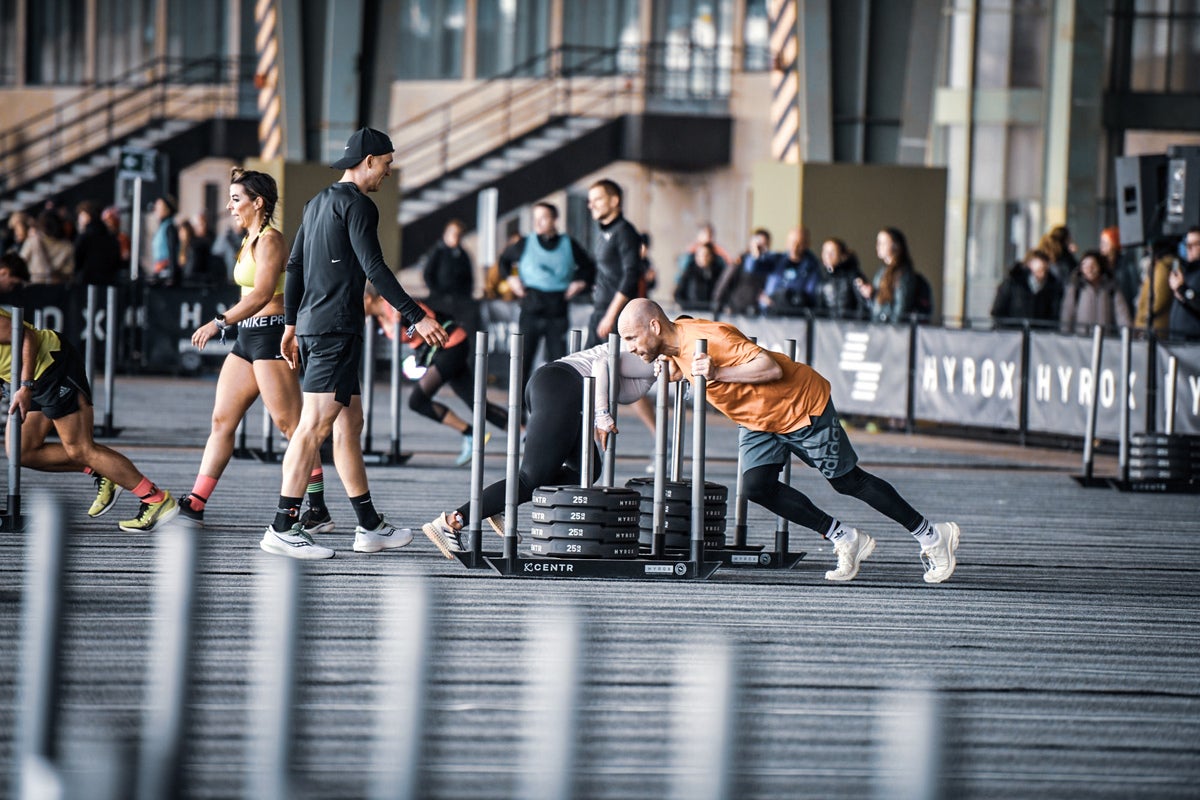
top-left (231, 315), bottom-right (287, 362)
top-left (298, 333), bottom-right (361, 406)
top-left (30, 340), bottom-right (93, 420)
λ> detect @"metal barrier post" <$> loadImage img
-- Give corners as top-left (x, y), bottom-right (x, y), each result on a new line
top-left (84, 285), bottom-right (98, 387)
top-left (101, 286), bottom-right (119, 436)
top-left (368, 580), bottom-right (432, 800)
top-left (602, 333), bottom-right (620, 487)
top-left (671, 377), bottom-right (686, 482)
top-left (516, 606), bottom-right (582, 800)
top-left (136, 524), bottom-right (198, 800)
top-left (774, 340), bottom-right (796, 551)
top-left (580, 376), bottom-right (595, 487)
top-left (464, 331), bottom-right (489, 565)
top-left (389, 319), bottom-right (404, 461)
top-left (6, 306), bottom-right (24, 529)
top-left (668, 640), bottom-right (738, 800)
top-left (690, 338), bottom-right (708, 566)
top-left (247, 558), bottom-right (302, 800)
top-left (504, 333), bottom-right (524, 560)
top-left (15, 495), bottom-right (66, 797)
top-left (260, 401), bottom-right (274, 460)
top-left (1081, 325), bottom-right (1104, 481)
top-left (568, 329), bottom-right (583, 354)
top-left (1118, 326), bottom-right (1132, 483)
top-left (1165, 355), bottom-right (1178, 435)
top-left (361, 317), bottom-right (377, 453)
top-left (652, 365), bottom-right (669, 557)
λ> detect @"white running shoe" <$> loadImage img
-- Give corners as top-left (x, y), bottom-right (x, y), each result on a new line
top-left (920, 522), bottom-right (961, 584)
top-left (259, 524), bottom-right (335, 560)
top-left (824, 529), bottom-right (876, 581)
top-left (354, 516), bottom-right (414, 553)
top-left (422, 511), bottom-right (465, 559)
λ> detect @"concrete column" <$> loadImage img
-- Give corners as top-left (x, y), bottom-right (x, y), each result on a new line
top-left (796, 0), bottom-right (832, 162)
top-left (274, 0), bottom-right (307, 161)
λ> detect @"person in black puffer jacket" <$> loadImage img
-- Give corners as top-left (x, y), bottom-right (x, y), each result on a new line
top-left (815, 237), bottom-right (867, 320)
top-left (991, 248), bottom-right (1063, 329)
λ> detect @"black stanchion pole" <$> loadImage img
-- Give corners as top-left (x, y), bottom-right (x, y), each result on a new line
top-left (1118, 326), bottom-right (1132, 483)
top-left (101, 285), bottom-right (119, 436)
top-left (568, 328), bottom-right (583, 354)
top-left (1081, 325), bottom-right (1104, 481)
top-left (464, 331), bottom-right (489, 566)
top-left (388, 319), bottom-right (406, 462)
top-left (580, 376), bottom-right (595, 488)
top-left (4, 306), bottom-right (25, 530)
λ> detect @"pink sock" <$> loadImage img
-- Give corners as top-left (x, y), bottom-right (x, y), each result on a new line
top-left (133, 477), bottom-right (165, 504)
top-left (188, 475), bottom-right (219, 510)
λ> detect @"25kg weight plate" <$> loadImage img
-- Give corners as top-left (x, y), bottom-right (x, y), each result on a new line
top-left (529, 522), bottom-right (640, 542)
top-left (637, 530), bottom-right (726, 550)
top-left (625, 477), bottom-right (728, 504)
top-left (638, 513), bottom-right (726, 534)
top-left (528, 539), bottom-right (640, 559)
top-left (532, 485), bottom-right (640, 510)
top-left (638, 498), bottom-right (727, 520)
top-left (529, 506), bottom-right (640, 526)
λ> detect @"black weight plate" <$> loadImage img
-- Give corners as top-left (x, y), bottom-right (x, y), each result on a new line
top-left (1127, 467), bottom-right (1188, 480)
top-left (532, 485), bottom-right (640, 510)
top-left (639, 513), bottom-right (726, 534)
top-left (1130, 433), bottom-right (1200, 447)
top-left (638, 530), bottom-right (727, 550)
top-left (1127, 456), bottom-right (1200, 470)
top-left (625, 477), bottom-right (729, 504)
top-left (1129, 445), bottom-right (1199, 459)
top-left (529, 522), bottom-right (640, 542)
top-left (638, 499), bottom-right (727, 520)
top-left (529, 506), bottom-right (640, 526)
top-left (528, 539), bottom-right (640, 559)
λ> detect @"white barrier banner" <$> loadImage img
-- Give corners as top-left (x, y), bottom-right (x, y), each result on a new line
top-left (915, 328), bottom-right (1023, 430)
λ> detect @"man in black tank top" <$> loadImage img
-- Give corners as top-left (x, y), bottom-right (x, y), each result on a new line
top-left (260, 127), bottom-right (448, 560)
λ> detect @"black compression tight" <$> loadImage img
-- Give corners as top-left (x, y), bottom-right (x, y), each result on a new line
top-left (457, 362), bottom-right (599, 520)
top-left (741, 464), bottom-right (923, 535)
top-left (408, 363), bottom-right (508, 430)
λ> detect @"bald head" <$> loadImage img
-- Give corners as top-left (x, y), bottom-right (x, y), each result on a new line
top-left (618, 299), bottom-right (676, 362)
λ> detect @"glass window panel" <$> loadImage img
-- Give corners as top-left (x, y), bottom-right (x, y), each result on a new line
top-left (0, 0), bottom-right (15, 85)
top-left (971, 124), bottom-right (1006, 200)
top-left (1129, 16), bottom-right (1169, 90)
top-left (1168, 11), bottom-right (1200, 91)
top-left (167, 0), bottom-right (228, 73)
top-left (26, 0), bottom-right (86, 85)
top-left (1008, 3), bottom-right (1049, 88)
top-left (476, 0), bottom-right (549, 78)
top-left (96, 0), bottom-right (156, 82)
top-left (562, 0), bottom-right (639, 73)
top-left (743, 0), bottom-right (769, 71)
top-left (975, 9), bottom-right (1013, 89)
top-left (652, 0), bottom-right (734, 99)
top-left (398, 0), bottom-right (465, 79)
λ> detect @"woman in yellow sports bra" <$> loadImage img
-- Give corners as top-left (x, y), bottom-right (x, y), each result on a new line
top-left (180, 168), bottom-right (326, 527)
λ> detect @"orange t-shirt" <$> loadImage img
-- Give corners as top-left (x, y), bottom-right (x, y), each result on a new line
top-left (669, 318), bottom-right (831, 434)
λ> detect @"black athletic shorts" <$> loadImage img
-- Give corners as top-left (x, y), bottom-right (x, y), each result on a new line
top-left (29, 339), bottom-right (93, 420)
top-left (231, 314), bottom-right (286, 362)
top-left (297, 333), bottom-right (361, 406)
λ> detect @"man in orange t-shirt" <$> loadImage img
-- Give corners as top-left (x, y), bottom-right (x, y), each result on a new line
top-left (617, 298), bottom-right (961, 584)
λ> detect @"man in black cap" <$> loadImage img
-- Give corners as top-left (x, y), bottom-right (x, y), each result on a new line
top-left (261, 127), bottom-right (449, 560)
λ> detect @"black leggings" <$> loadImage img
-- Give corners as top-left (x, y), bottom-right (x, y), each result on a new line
top-left (741, 464), bottom-right (923, 536)
top-left (456, 362), bottom-right (600, 520)
top-left (408, 342), bottom-right (507, 430)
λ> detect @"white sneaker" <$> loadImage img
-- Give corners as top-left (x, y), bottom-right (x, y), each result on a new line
top-left (354, 516), bottom-right (414, 553)
top-left (422, 511), bottom-right (465, 559)
top-left (260, 524), bottom-right (335, 560)
top-left (920, 522), bottom-right (961, 584)
top-left (824, 529), bottom-right (875, 581)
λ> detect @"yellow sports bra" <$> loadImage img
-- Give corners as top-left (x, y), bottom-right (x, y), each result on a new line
top-left (233, 225), bottom-right (286, 297)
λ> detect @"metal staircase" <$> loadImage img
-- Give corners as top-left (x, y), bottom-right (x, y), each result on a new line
top-left (391, 43), bottom-right (735, 261)
top-left (0, 57), bottom-right (256, 218)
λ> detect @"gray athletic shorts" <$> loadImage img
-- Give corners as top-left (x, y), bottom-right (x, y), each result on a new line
top-left (738, 399), bottom-right (858, 479)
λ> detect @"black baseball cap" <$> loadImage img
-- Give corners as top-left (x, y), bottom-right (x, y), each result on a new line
top-left (331, 127), bottom-right (394, 170)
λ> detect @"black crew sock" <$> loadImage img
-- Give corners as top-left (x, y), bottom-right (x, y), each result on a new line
top-left (461, 424), bottom-right (474, 438)
top-left (350, 492), bottom-right (382, 530)
top-left (273, 495), bottom-right (303, 532)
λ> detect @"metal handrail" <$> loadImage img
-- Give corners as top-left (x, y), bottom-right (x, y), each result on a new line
top-left (392, 42), bottom-right (733, 194)
top-left (0, 57), bottom-right (254, 197)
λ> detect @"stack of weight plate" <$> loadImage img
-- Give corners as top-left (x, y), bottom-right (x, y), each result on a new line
top-left (527, 485), bottom-right (642, 558)
top-left (1128, 432), bottom-right (1200, 483)
top-left (624, 477), bottom-right (729, 551)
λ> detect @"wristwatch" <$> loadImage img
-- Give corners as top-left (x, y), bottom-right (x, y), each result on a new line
top-left (19, 380), bottom-right (34, 388)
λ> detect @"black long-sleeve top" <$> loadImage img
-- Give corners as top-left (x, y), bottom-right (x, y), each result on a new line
top-left (591, 214), bottom-right (643, 305)
top-left (285, 182), bottom-right (426, 335)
